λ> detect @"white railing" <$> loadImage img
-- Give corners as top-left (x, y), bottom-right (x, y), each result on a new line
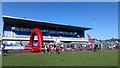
top-left (2, 37), bottom-right (88, 42)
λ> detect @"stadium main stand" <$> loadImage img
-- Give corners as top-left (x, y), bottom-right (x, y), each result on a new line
top-left (2, 15), bottom-right (91, 46)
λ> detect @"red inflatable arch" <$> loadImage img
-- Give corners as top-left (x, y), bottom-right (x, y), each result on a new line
top-left (30, 28), bottom-right (43, 52)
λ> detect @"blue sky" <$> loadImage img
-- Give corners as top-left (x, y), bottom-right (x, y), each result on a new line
top-left (2, 2), bottom-right (118, 40)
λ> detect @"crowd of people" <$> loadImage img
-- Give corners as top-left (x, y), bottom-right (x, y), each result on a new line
top-left (39, 42), bottom-right (103, 54)
top-left (40, 42), bottom-right (62, 54)
top-left (40, 41), bottom-right (119, 54)
top-left (107, 43), bottom-right (119, 50)
top-left (1, 41), bottom-right (119, 55)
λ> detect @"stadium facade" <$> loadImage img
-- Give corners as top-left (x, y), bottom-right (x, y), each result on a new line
top-left (2, 16), bottom-right (91, 45)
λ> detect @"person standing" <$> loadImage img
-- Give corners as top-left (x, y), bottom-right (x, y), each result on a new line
top-left (56, 44), bottom-right (60, 54)
top-left (48, 44), bottom-right (53, 54)
top-left (61, 43), bottom-right (64, 51)
top-left (2, 44), bottom-right (8, 55)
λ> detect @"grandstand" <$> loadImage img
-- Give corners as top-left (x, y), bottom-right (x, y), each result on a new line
top-left (2, 15), bottom-right (91, 46)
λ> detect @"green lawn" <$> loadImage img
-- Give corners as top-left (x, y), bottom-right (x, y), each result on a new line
top-left (2, 50), bottom-right (118, 66)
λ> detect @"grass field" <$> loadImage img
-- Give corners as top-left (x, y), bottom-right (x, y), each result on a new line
top-left (2, 50), bottom-right (118, 66)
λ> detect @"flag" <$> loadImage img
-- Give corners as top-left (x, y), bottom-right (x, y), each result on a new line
top-left (87, 34), bottom-right (93, 44)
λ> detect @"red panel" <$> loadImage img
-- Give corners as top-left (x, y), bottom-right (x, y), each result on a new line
top-left (30, 28), bottom-right (43, 52)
